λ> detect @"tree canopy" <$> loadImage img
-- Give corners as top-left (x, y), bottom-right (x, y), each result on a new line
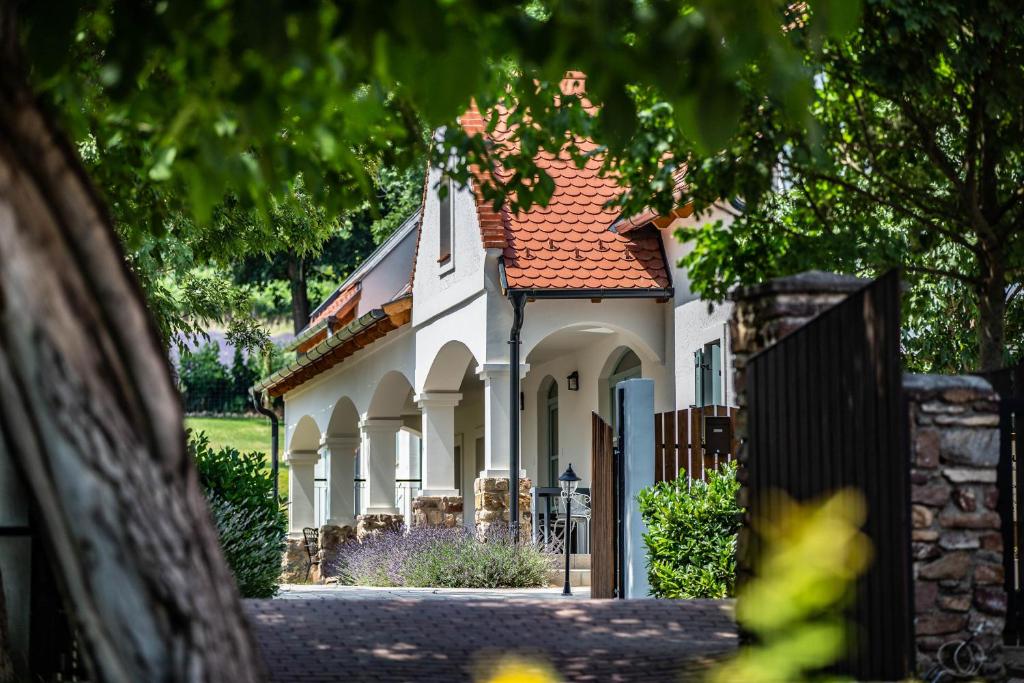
top-left (675, 0), bottom-right (1023, 371)
top-left (24, 0), bottom-right (1017, 371)
top-left (21, 0), bottom-right (856, 348)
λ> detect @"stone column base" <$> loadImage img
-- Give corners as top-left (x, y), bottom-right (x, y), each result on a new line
top-left (356, 513), bottom-right (404, 541)
top-left (412, 496), bottom-right (463, 528)
top-left (473, 476), bottom-right (532, 540)
top-left (318, 524), bottom-right (356, 581)
top-left (280, 524), bottom-right (357, 584)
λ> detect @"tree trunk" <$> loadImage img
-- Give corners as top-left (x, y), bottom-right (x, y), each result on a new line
top-left (0, 14), bottom-right (264, 683)
top-left (976, 245), bottom-right (1007, 372)
top-left (287, 251), bottom-right (309, 335)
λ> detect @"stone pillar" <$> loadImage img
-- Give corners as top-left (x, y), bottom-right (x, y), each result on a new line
top-left (321, 435), bottom-right (359, 527)
top-left (416, 392), bottom-right (462, 496)
top-left (359, 418), bottom-right (402, 515)
top-left (355, 513), bottom-right (404, 541)
top-left (905, 374), bottom-right (1004, 679)
top-left (412, 496), bottom-right (463, 528)
top-left (474, 475), bottom-right (532, 540)
top-left (285, 449), bottom-right (320, 537)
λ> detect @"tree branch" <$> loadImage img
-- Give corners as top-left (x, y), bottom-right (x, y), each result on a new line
top-left (904, 263), bottom-right (982, 286)
top-left (794, 162), bottom-right (982, 257)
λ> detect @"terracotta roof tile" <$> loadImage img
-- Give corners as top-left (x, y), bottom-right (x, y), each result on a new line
top-left (414, 79), bottom-right (672, 293)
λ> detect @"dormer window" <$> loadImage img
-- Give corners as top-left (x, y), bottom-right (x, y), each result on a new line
top-left (438, 176), bottom-right (454, 267)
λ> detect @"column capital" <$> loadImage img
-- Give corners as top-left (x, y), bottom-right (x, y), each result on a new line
top-left (415, 391), bottom-right (463, 408)
top-left (320, 434), bottom-right (361, 451)
top-left (285, 449), bottom-right (320, 465)
top-left (476, 362), bottom-right (530, 380)
top-left (359, 418), bottom-right (403, 434)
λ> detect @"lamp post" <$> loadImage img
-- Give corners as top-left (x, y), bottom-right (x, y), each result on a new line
top-left (558, 464), bottom-right (581, 596)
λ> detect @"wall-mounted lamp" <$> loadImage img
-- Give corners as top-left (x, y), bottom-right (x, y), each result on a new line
top-left (567, 371), bottom-right (580, 392)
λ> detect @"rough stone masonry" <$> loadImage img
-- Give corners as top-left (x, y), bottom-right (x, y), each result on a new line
top-left (905, 374), bottom-right (1005, 679)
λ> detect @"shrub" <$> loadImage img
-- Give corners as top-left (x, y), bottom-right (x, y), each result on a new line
top-left (179, 342), bottom-right (233, 413)
top-left (329, 526), bottom-right (553, 589)
top-left (189, 431), bottom-right (287, 598)
top-left (637, 463), bottom-right (742, 599)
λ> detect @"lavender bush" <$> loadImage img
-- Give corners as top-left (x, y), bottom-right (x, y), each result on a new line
top-left (327, 526), bottom-right (553, 588)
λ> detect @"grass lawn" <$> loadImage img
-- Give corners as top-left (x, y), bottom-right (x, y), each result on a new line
top-left (185, 416), bottom-right (289, 497)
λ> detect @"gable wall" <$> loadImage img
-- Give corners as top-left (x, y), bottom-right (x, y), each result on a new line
top-left (412, 167), bottom-right (488, 327)
top-left (661, 204), bottom-right (737, 409)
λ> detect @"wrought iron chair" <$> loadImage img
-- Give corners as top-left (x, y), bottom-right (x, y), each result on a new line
top-left (302, 527), bottom-right (320, 582)
top-left (551, 490), bottom-right (592, 554)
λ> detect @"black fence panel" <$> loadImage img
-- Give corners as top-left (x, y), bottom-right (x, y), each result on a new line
top-left (745, 270), bottom-right (913, 679)
top-left (995, 391), bottom-right (1024, 643)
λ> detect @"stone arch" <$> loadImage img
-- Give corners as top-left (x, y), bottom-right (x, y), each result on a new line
top-left (523, 321), bottom-right (660, 367)
top-left (366, 370), bottom-right (415, 419)
top-left (422, 340), bottom-right (477, 393)
top-left (288, 415), bottom-right (321, 453)
top-left (327, 396), bottom-right (360, 437)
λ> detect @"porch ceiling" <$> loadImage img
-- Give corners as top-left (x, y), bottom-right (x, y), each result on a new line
top-left (526, 325), bottom-right (618, 365)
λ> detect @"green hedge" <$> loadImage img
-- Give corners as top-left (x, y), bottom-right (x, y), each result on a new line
top-left (637, 463), bottom-right (742, 599)
top-left (189, 431), bottom-right (287, 598)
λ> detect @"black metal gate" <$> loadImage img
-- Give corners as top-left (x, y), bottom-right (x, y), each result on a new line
top-left (987, 364), bottom-right (1024, 643)
top-left (745, 270), bottom-right (913, 679)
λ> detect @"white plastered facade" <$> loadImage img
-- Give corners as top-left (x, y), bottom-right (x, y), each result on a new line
top-left (280, 166), bottom-right (738, 532)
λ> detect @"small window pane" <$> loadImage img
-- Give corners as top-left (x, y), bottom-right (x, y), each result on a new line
top-left (439, 177), bottom-right (452, 262)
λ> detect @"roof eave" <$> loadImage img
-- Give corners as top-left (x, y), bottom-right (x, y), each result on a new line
top-left (253, 294), bottom-right (413, 397)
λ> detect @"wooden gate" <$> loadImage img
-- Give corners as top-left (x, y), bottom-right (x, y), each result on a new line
top-left (745, 270), bottom-right (912, 679)
top-left (590, 412), bottom-right (617, 598)
top-left (654, 405), bottom-right (737, 482)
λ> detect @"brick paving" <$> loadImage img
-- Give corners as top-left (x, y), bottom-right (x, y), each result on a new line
top-left (246, 591), bottom-right (736, 682)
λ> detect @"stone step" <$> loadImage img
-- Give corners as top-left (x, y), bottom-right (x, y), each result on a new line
top-left (546, 568), bottom-right (591, 588)
top-left (572, 554), bottom-right (591, 569)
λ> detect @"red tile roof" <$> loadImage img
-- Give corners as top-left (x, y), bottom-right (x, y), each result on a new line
top-left (461, 84), bottom-right (671, 291)
top-left (296, 284), bottom-right (361, 353)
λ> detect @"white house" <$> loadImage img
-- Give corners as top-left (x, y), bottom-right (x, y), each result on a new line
top-left (254, 100), bottom-right (737, 538)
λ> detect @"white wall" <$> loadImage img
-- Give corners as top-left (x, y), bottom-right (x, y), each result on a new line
top-left (520, 314), bottom-right (674, 488)
top-left (356, 227), bottom-right (418, 316)
top-left (412, 168), bottom-right (488, 327)
top-left (284, 326), bottom-right (416, 447)
top-left (661, 204), bottom-right (737, 409)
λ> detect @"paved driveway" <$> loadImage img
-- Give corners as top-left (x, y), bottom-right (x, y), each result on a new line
top-left (246, 588), bottom-right (736, 682)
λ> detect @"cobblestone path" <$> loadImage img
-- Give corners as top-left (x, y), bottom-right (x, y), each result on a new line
top-left (246, 593), bottom-right (736, 682)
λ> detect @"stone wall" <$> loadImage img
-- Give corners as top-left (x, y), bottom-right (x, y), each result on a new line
top-left (280, 523), bottom-right (356, 584)
top-left (412, 496), bottom-right (463, 528)
top-left (905, 374), bottom-right (1005, 679)
top-left (355, 513), bottom-right (404, 542)
top-left (474, 476), bottom-right (532, 540)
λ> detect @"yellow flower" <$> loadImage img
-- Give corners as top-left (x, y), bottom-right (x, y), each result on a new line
top-left (479, 656), bottom-right (559, 683)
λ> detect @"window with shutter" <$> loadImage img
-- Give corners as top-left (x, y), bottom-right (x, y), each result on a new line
top-left (438, 176), bottom-right (453, 266)
top-left (695, 341), bottom-right (723, 406)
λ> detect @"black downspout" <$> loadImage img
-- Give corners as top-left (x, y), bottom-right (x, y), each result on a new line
top-left (508, 291), bottom-right (527, 542)
top-left (250, 389), bottom-right (280, 502)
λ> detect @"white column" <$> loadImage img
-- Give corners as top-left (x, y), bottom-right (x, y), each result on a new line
top-left (360, 418), bottom-right (402, 515)
top-left (476, 363), bottom-right (529, 478)
top-left (285, 449), bottom-right (320, 536)
top-left (416, 392), bottom-right (462, 497)
top-left (321, 435), bottom-right (359, 527)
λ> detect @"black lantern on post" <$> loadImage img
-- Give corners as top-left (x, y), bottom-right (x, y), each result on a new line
top-left (558, 463), bottom-right (581, 596)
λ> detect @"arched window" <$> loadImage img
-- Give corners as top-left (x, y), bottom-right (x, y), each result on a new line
top-left (545, 380), bottom-right (559, 486)
top-left (607, 349), bottom-right (642, 432)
